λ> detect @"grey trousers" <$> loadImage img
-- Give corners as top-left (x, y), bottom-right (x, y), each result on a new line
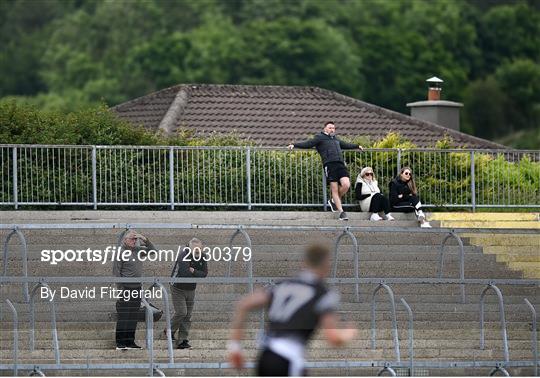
top-left (170, 285), bottom-right (196, 341)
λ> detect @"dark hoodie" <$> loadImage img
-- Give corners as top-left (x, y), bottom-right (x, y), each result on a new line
top-left (293, 132), bottom-right (358, 165)
top-left (389, 177), bottom-right (413, 206)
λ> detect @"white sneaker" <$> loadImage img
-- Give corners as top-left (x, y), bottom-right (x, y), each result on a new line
top-left (384, 213), bottom-right (395, 221)
top-left (420, 221), bottom-right (432, 228)
top-left (417, 210), bottom-right (426, 222)
top-left (370, 213), bottom-right (383, 221)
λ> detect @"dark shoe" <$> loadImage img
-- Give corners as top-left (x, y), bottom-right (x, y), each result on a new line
top-left (115, 344), bottom-right (128, 350)
top-left (177, 340), bottom-right (192, 349)
top-left (163, 329), bottom-right (176, 341)
top-left (327, 199), bottom-right (337, 212)
top-left (339, 211), bottom-right (349, 221)
top-left (125, 343), bottom-right (142, 349)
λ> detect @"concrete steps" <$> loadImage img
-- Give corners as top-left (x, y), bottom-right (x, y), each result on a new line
top-left (428, 212), bottom-right (540, 279)
top-left (1, 211), bottom-right (539, 376)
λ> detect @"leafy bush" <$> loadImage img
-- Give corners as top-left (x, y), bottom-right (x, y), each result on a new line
top-left (0, 103), bottom-right (538, 209)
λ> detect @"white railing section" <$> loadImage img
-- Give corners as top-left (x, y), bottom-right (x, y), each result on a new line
top-left (1, 145), bottom-right (539, 209)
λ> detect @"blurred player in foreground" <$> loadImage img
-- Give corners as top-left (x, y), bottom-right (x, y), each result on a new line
top-left (228, 244), bottom-right (357, 376)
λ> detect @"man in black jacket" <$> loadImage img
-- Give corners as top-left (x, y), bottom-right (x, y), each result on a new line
top-left (288, 122), bottom-right (363, 220)
top-left (169, 238), bottom-right (208, 349)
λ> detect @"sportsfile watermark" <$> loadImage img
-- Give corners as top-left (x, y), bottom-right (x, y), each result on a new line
top-left (41, 246), bottom-right (252, 265)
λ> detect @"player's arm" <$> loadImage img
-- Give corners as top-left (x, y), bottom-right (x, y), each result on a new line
top-left (288, 135), bottom-right (321, 149)
top-left (320, 312), bottom-right (357, 347)
top-left (230, 289), bottom-right (269, 340)
top-left (228, 289), bottom-right (270, 369)
top-left (338, 139), bottom-right (363, 150)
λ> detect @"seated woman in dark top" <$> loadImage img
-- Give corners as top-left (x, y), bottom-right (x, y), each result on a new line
top-left (354, 166), bottom-right (394, 221)
top-left (389, 166), bottom-right (431, 228)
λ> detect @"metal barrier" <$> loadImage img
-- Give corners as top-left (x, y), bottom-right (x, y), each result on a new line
top-left (227, 226), bottom-right (253, 293)
top-left (524, 298), bottom-right (538, 377)
top-left (400, 298), bottom-right (414, 376)
top-left (0, 223), bottom-right (538, 375)
top-left (28, 282), bottom-right (60, 364)
top-left (2, 228), bottom-right (29, 302)
top-left (371, 283), bottom-right (401, 363)
top-left (2, 299), bottom-right (19, 376)
top-left (377, 363), bottom-right (397, 376)
top-left (480, 284), bottom-right (509, 363)
top-left (150, 281), bottom-right (174, 364)
top-left (490, 363), bottom-right (511, 376)
top-left (438, 231), bottom-right (465, 303)
top-left (332, 227), bottom-right (360, 302)
top-left (145, 299), bottom-right (159, 377)
top-left (29, 367), bottom-right (45, 376)
top-left (1, 145), bottom-right (539, 209)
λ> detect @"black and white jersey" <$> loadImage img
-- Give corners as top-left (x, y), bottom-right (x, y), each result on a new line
top-left (265, 270), bottom-right (340, 344)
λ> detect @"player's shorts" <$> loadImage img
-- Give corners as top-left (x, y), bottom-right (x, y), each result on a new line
top-left (324, 161), bottom-right (349, 183)
top-left (257, 348), bottom-right (306, 376)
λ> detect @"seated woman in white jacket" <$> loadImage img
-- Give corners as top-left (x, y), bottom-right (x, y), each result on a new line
top-left (354, 167), bottom-right (395, 221)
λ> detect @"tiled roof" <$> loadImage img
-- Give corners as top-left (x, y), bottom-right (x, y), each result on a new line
top-left (112, 84), bottom-right (505, 148)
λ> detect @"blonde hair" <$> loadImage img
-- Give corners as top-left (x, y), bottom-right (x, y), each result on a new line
top-left (360, 166), bottom-right (376, 181)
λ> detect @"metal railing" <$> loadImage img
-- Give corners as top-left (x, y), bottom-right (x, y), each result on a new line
top-left (1, 145), bottom-right (539, 209)
top-left (1, 276), bottom-right (538, 377)
top-left (480, 284), bottom-right (509, 364)
top-left (2, 223), bottom-right (539, 305)
top-left (370, 283), bottom-right (400, 363)
top-left (28, 282), bottom-right (60, 364)
top-left (1, 299), bottom-right (18, 376)
top-left (438, 231), bottom-right (465, 303)
top-left (1, 223), bottom-right (539, 375)
top-left (524, 298), bottom-right (538, 377)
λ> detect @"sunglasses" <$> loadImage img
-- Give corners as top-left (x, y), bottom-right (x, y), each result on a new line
top-left (403, 172), bottom-right (411, 176)
top-left (364, 172), bottom-right (373, 176)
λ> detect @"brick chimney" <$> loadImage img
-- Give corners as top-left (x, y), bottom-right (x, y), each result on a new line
top-left (407, 76), bottom-right (463, 131)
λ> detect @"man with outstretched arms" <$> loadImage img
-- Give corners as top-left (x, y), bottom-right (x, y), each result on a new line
top-left (288, 121), bottom-right (363, 221)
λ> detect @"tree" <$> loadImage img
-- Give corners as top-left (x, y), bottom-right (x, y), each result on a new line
top-left (462, 76), bottom-right (508, 138)
top-left (239, 17), bottom-right (363, 97)
top-left (494, 59), bottom-right (540, 131)
top-left (478, 3), bottom-right (540, 73)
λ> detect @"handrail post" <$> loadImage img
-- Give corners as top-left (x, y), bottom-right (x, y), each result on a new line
top-left (4, 299), bottom-right (19, 376)
top-left (3, 228), bottom-right (29, 302)
top-left (29, 282), bottom-right (60, 365)
top-left (400, 298), bottom-right (414, 376)
top-left (377, 363), bottom-right (397, 377)
top-left (153, 367), bottom-right (166, 376)
top-left (332, 228), bottom-right (360, 302)
top-left (471, 151), bottom-right (476, 212)
top-left (228, 226), bottom-right (253, 293)
top-left (151, 281), bottom-right (174, 363)
top-left (371, 283), bottom-right (400, 363)
top-left (438, 231), bottom-right (465, 303)
top-left (489, 363), bottom-right (510, 376)
top-left (30, 367), bottom-right (45, 376)
top-left (479, 284), bottom-right (509, 363)
top-left (169, 147), bottom-right (175, 210)
top-left (322, 167), bottom-right (328, 211)
top-left (13, 146), bottom-right (18, 209)
top-left (92, 146), bottom-right (97, 210)
top-left (246, 147), bottom-right (251, 210)
top-left (396, 148), bottom-right (402, 174)
top-left (524, 299), bottom-right (537, 377)
top-left (146, 302), bottom-right (154, 377)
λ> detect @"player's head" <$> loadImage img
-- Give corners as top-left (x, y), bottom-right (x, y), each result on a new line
top-left (189, 237), bottom-right (203, 259)
top-left (323, 121), bottom-right (335, 135)
top-left (304, 244), bottom-right (331, 278)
